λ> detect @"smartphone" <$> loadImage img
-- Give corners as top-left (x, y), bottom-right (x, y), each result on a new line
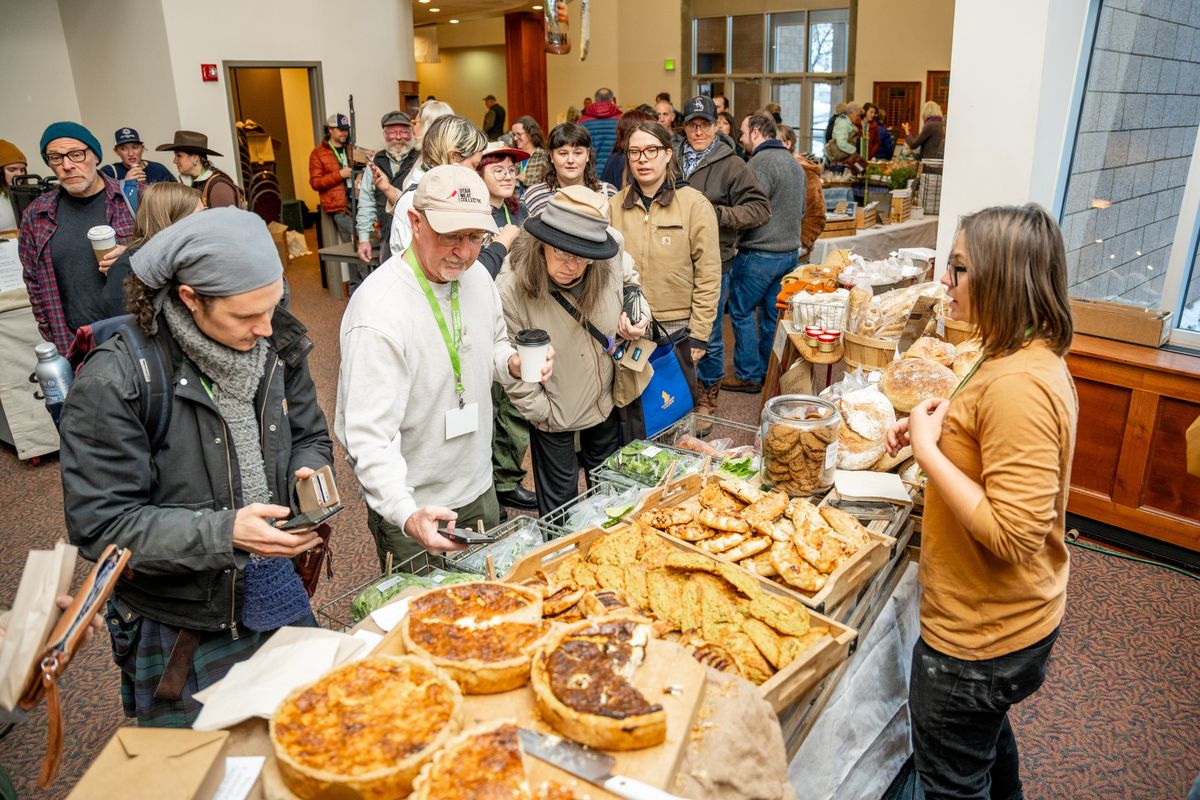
top-left (279, 505), bottom-right (343, 531)
top-left (438, 527), bottom-right (497, 546)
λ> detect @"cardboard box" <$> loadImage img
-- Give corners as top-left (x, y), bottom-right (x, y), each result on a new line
top-left (1070, 297), bottom-right (1171, 347)
top-left (267, 221), bottom-right (289, 270)
top-left (68, 728), bottom-right (229, 799)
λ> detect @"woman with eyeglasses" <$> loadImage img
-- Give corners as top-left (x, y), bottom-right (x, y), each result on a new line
top-left (609, 120), bottom-right (720, 419)
top-left (474, 144), bottom-right (531, 278)
top-left (522, 122), bottom-right (618, 218)
top-left (497, 186), bottom-right (651, 513)
top-left (510, 116), bottom-right (548, 190)
top-left (885, 205), bottom-right (1076, 800)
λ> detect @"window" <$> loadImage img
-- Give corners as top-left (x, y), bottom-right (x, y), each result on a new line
top-left (693, 10), bottom-right (850, 154)
top-left (1059, 0), bottom-right (1200, 345)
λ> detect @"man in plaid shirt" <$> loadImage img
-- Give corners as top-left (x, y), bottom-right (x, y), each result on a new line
top-left (19, 121), bottom-right (134, 353)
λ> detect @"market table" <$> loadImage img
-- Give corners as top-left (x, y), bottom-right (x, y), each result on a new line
top-left (315, 241), bottom-right (379, 301)
top-left (808, 215), bottom-right (938, 263)
top-left (0, 287), bottom-right (60, 460)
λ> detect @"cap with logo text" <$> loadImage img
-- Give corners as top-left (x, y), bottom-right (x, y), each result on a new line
top-left (325, 113), bottom-right (350, 130)
top-left (413, 164), bottom-right (499, 235)
top-left (114, 127), bottom-right (142, 146)
top-left (683, 96), bottom-right (717, 123)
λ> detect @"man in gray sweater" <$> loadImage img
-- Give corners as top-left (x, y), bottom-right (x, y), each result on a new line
top-left (722, 112), bottom-right (806, 393)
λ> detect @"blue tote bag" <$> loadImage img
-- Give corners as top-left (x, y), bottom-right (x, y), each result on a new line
top-left (639, 340), bottom-right (694, 438)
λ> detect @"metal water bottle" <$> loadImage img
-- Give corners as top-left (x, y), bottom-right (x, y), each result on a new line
top-left (34, 341), bottom-right (73, 425)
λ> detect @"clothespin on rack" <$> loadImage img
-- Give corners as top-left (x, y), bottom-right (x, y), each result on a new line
top-left (486, 555), bottom-right (497, 581)
top-left (385, 551), bottom-right (394, 576)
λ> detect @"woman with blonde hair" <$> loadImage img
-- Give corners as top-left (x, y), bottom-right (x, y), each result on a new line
top-left (886, 204), bottom-right (1075, 799)
top-left (386, 114), bottom-right (488, 256)
top-left (101, 182), bottom-right (202, 317)
top-left (903, 100), bottom-right (946, 159)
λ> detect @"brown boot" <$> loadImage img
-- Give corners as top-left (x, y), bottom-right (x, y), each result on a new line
top-left (695, 382), bottom-right (720, 435)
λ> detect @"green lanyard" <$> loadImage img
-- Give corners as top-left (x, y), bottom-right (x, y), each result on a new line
top-left (333, 146), bottom-right (348, 168)
top-left (502, 205), bottom-right (512, 225)
top-left (950, 355), bottom-right (985, 399)
top-left (404, 247), bottom-right (465, 406)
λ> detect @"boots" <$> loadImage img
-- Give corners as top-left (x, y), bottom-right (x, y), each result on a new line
top-left (695, 382), bottom-right (720, 436)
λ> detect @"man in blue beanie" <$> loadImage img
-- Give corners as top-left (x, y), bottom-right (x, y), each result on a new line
top-left (18, 121), bottom-right (134, 353)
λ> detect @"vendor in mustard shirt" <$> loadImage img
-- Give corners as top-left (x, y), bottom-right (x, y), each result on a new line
top-left (886, 204), bottom-right (1078, 800)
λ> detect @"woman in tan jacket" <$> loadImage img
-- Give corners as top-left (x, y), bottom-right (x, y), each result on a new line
top-left (497, 186), bottom-right (650, 514)
top-left (886, 204), bottom-right (1077, 800)
top-left (609, 120), bottom-right (720, 410)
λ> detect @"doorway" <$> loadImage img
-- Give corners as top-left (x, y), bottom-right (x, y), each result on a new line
top-left (224, 61), bottom-right (325, 220)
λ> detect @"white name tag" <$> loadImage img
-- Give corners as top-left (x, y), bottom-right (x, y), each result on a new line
top-left (445, 402), bottom-right (479, 440)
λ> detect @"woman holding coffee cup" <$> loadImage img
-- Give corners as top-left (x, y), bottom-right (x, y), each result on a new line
top-left (496, 185), bottom-right (650, 514)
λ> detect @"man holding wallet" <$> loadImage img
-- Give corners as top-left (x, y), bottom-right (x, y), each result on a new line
top-left (57, 208), bottom-right (334, 727)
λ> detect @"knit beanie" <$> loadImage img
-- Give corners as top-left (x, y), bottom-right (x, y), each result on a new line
top-left (0, 140), bottom-right (26, 168)
top-left (39, 122), bottom-right (103, 164)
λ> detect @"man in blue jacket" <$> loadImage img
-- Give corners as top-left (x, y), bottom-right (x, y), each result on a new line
top-left (579, 87), bottom-right (622, 175)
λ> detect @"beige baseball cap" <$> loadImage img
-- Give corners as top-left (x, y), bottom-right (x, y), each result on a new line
top-left (412, 165), bottom-right (499, 235)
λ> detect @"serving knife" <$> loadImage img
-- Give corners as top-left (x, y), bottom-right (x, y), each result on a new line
top-left (518, 728), bottom-right (684, 800)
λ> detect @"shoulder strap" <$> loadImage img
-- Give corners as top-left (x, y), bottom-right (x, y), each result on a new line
top-left (550, 291), bottom-right (611, 352)
top-left (117, 319), bottom-right (173, 453)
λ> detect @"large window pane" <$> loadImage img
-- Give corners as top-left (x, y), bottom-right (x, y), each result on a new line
top-left (1060, 0), bottom-right (1200, 310)
top-left (770, 12), bottom-right (806, 74)
top-left (696, 17), bottom-right (727, 75)
top-left (731, 15), bottom-right (765, 74)
top-left (810, 81), bottom-right (845, 153)
top-left (771, 83), bottom-right (802, 130)
top-left (1182, 242), bottom-right (1200, 332)
top-left (732, 80), bottom-right (763, 123)
top-left (809, 9), bottom-right (848, 73)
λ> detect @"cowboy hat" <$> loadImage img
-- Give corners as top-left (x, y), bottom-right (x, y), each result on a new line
top-left (155, 130), bottom-right (222, 157)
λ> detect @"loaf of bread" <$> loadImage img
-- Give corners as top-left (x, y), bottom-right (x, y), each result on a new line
top-left (903, 336), bottom-right (956, 367)
top-left (952, 340), bottom-right (983, 378)
top-left (880, 358), bottom-right (958, 412)
top-left (835, 387), bottom-right (896, 470)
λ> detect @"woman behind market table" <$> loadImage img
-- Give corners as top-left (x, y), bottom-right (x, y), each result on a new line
top-left (523, 122), bottom-right (618, 218)
top-left (0, 139), bottom-right (27, 232)
top-left (609, 120), bottom-right (720, 413)
top-left (497, 186), bottom-right (650, 514)
top-left (902, 101), bottom-right (946, 160)
top-left (511, 115), bottom-right (549, 191)
top-left (886, 204), bottom-right (1076, 800)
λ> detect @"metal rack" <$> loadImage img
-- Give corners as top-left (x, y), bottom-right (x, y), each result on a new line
top-left (315, 549), bottom-right (463, 631)
top-left (537, 480), bottom-right (650, 537)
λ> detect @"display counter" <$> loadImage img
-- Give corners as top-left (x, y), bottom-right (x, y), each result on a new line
top-left (807, 215), bottom-right (938, 264)
top-left (1065, 334), bottom-right (1200, 553)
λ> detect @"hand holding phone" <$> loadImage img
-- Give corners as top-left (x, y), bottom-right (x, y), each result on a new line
top-left (279, 504), bottom-right (343, 531)
top-left (438, 526), bottom-right (496, 546)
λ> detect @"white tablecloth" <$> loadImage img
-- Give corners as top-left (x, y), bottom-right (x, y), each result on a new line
top-left (808, 216), bottom-right (939, 263)
top-left (0, 288), bottom-right (60, 459)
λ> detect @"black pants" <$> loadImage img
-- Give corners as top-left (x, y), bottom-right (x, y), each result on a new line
top-left (528, 410), bottom-right (622, 515)
top-left (909, 628), bottom-right (1059, 800)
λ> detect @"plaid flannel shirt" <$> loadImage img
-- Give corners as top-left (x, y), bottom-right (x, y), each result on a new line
top-left (19, 174), bottom-right (134, 353)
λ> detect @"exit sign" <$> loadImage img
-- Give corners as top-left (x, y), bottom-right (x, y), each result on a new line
top-left (663, 59), bottom-right (676, 71)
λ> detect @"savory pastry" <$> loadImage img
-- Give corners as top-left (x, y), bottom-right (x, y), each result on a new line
top-left (639, 506), bottom-right (694, 529)
top-left (699, 480), bottom-right (746, 513)
top-left (697, 531), bottom-right (747, 554)
top-left (698, 507), bottom-right (751, 533)
top-left (270, 655), bottom-right (463, 800)
top-left (530, 615), bottom-right (667, 750)
top-left (903, 336), bottom-right (956, 367)
top-left (401, 582), bottom-right (552, 693)
top-left (722, 536), bottom-right (772, 563)
top-left (818, 505), bottom-right (873, 552)
top-left (879, 357), bottom-right (958, 412)
top-left (667, 521), bottom-right (713, 542)
top-left (770, 540), bottom-right (828, 593)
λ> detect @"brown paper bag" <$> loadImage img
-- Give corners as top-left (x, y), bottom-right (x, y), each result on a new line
top-left (1187, 414), bottom-right (1200, 478)
top-left (0, 542), bottom-right (76, 711)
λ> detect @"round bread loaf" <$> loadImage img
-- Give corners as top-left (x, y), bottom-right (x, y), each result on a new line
top-left (836, 388), bottom-right (895, 470)
top-left (880, 358), bottom-right (958, 412)
top-left (903, 336), bottom-right (956, 367)
top-left (952, 340), bottom-right (984, 377)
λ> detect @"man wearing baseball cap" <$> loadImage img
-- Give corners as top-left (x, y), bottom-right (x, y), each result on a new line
top-left (336, 164), bottom-right (553, 567)
top-left (19, 121), bottom-right (135, 353)
top-left (101, 127), bottom-right (176, 186)
top-left (308, 113), bottom-right (356, 268)
top-left (355, 110), bottom-right (418, 265)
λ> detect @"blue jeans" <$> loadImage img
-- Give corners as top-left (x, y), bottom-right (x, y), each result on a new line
top-left (728, 248), bottom-right (798, 383)
top-left (696, 270), bottom-right (731, 388)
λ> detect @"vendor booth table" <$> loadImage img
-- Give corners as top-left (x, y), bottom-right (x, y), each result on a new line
top-left (315, 241), bottom-right (379, 301)
top-left (808, 215), bottom-right (938, 263)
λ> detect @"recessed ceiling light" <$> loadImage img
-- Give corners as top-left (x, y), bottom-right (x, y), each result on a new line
top-left (419, 0), bottom-right (430, 3)
top-left (532, 4), bottom-right (543, 8)
top-left (449, 18), bottom-right (459, 23)
top-left (429, 6), bottom-right (439, 10)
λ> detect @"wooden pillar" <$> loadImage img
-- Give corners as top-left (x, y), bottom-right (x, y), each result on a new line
top-left (504, 11), bottom-right (548, 132)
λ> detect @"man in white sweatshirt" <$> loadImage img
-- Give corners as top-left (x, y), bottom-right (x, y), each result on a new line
top-left (336, 165), bottom-right (553, 568)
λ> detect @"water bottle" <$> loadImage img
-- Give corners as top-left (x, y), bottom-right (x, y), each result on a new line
top-left (34, 342), bottom-right (73, 425)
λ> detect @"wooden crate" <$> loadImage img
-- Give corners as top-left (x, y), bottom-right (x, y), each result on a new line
top-left (941, 317), bottom-right (978, 346)
top-left (890, 193), bottom-right (912, 224)
top-left (504, 523), bottom-right (857, 714)
top-left (843, 330), bottom-right (897, 370)
top-left (819, 214), bottom-right (857, 238)
top-left (631, 474), bottom-right (898, 613)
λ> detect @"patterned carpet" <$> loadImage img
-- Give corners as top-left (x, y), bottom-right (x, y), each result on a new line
top-left (0, 235), bottom-right (1196, 799)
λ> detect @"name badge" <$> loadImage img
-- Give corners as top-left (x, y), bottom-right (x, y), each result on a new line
top-left (445, 402), bottom-right (479, 440)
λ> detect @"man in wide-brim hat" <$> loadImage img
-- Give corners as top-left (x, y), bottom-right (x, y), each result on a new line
top-left (157, 130), bottom-right (239, 207)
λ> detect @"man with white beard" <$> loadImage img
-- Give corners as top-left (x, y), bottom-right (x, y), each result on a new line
top-left (355, 110), bottom-right (419, 265)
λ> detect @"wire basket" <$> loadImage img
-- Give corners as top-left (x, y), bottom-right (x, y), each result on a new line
top-left (316, 549), bottom-right (461, 631)
top-left (538, 481), bottom-right (649, 537)
top-left (788, 291), bottom-right (849, 332)
top-left (444, 514), bottom-right (561, 578)
top-left (919, 160), bottom-right (943, 215)
top-left (588, 440), bottom-right (705, 490)
top-left (650, 413), bottom-right (759, 450)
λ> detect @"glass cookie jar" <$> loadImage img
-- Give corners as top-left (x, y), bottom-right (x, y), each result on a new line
top-left (759, 395), bottom-right (840, 496)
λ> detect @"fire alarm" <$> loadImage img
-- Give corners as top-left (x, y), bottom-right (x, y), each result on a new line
top-left (201, 64), bottom-right (218, 82)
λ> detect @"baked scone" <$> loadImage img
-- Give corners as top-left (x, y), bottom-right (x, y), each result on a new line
top-left (402, 582), bottom-right (552, 693)
top-left (903, 336), bottom-right (956, 367)
top-left (531, 615), bottom-right (667, 750)
top-left (952, 340), bottom-right (984, 377)
top-left (270, 655), bottom-right (463, 800)
top-left (879, 358), bottom-right (958, 412)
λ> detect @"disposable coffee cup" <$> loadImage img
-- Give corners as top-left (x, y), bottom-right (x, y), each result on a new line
top-left (514, 328), bottom-right (551, 382)
top-left (87, 225), bottom-right (118, 264)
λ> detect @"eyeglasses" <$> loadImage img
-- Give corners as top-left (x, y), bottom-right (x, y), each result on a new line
top-left (947, 262), bottom-right (968, 287)
top-left (45, 149), bottom-right (89, 167)
top-left (684, 120), bottom-right (713, 131)
top-left (487, 166), bottom-right (518, 179)
top-left (550, 246), bottom-right (592, 266)
top-left (627, 145), bottom-right (665, 162)
top-left (436, 230), bottom-right (493, 248)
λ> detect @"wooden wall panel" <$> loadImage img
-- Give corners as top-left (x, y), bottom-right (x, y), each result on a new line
top-left (1071, 378), bottom-right (1131, 497)
top-left (1141, 397), bottom-right (1200, 520)
top-left (504, 12), bottom-right (548, 132)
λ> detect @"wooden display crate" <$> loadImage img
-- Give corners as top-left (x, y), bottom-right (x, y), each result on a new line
top-left (819, 214), bottom-right (857, 238)
top-left (504, 523), bottom-right (857, 713)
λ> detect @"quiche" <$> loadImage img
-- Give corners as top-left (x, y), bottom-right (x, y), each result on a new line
top-left (401, 581), bottom-right (553, 693)
top-left (531, 614), bottom-right (667, 751)
top-left (269, 654), bottom-right (463, 800)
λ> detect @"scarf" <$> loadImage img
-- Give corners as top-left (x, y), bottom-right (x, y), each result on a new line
top-left (681, 137), bottom-right (719, 179)
top-left (161, 295), bottom-right (312, 631)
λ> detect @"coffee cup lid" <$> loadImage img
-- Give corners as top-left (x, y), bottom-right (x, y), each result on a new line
top-left (87, 225), bottom-right (116, 241)
top-left (515, 328), bottom-right (550, 346)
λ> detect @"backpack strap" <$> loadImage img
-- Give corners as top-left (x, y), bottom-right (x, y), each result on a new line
top-left (117, 319), bottom-right (173, 453)
top-left (550, 291), bottom-right (613, 353)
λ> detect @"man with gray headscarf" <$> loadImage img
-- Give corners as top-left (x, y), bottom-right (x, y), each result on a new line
top-left (57, 207), bottom-right (334, 727)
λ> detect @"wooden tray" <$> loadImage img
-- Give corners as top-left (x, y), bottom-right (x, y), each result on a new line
top-left (505, 524), bottom-right (857, 713)
top-left (632, 474), bottom-right (898, 614)
top-left (370, 598), bottom-right (706, 793)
